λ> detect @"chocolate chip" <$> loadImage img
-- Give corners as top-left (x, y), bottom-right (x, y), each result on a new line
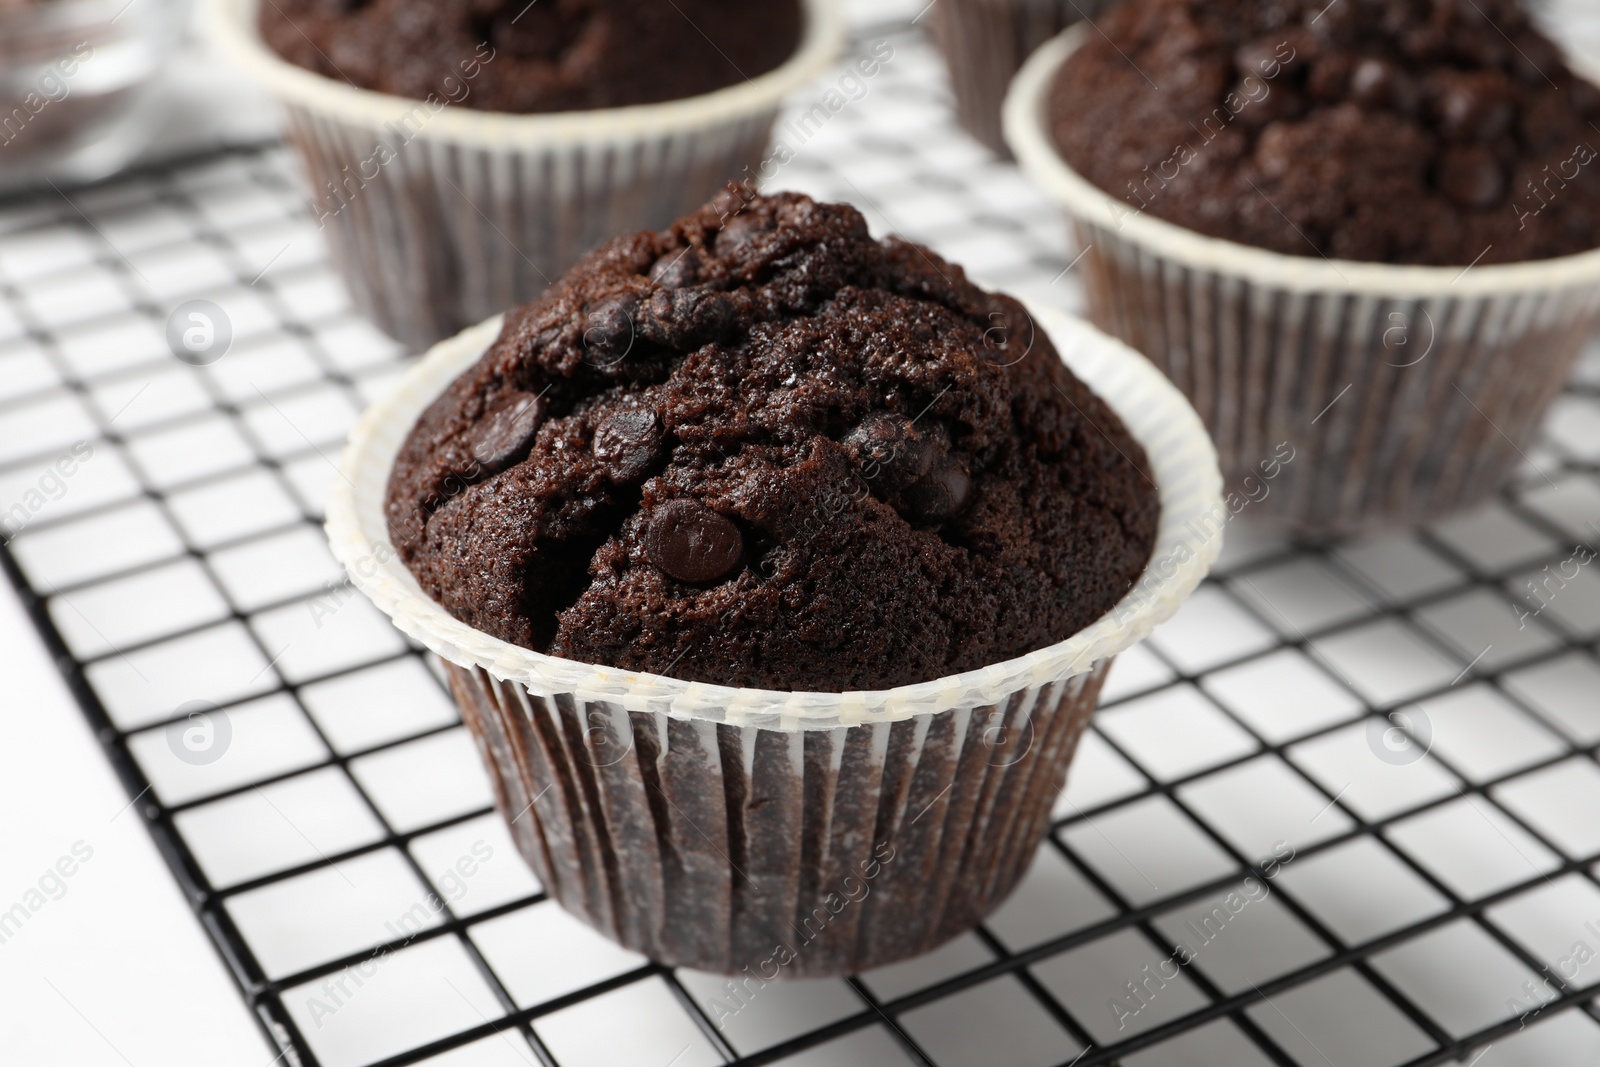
top-left (906, 456), bottom-right (972, 523)
top-left (646, 499), bottom-right (743, 584)
top-left (637, 287), bottom-right (736, 350)
top-left (1437, 74), bottom-right (1514, 141)
top-left (580, 293), bottom-right (638, 366)
top-left (1438, 146), bottom-right (1505, 208)
top-left (843, 413), bottom-right (937, 491)
top-left (471, 392), bottom-right (544, 469)
top-left (649, 246), bottom-right (702, 289)
top-left (592, 409), bottom-right (663, 483)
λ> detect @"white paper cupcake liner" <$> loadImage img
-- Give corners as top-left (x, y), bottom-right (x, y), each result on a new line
top-left (204, 0), bottom-right (845, 349)
top-left (325, 302), bottom-right (1223, 974)
top-left (1005, 27), bottom-right (1600, 534)
top-left (446, 657), bottom-right (1110, 975)
top-left (929, 0), bottom-right (1115, 158)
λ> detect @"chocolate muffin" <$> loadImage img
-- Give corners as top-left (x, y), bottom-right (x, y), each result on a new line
top-left (260, 0), bottom-right (802, 113)
top-left (384, 186), bottom-right (1159, 692)
top-left (1049, 0), bottom-right (1600, 265)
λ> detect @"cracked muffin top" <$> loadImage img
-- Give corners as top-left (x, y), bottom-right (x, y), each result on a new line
top-left (261, 0), bottom-right (801, 114)
top-left (1049, 0), bottom-right (1600, 265)
top-left (384, 187), bottom-right (1159, 692)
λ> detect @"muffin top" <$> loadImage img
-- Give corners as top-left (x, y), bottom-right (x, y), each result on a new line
top-left (261, 0), bottom-right (801, 113)
top-left (1049, 0), bottom-right (1600, 265)
top-left (384, 187), bottom-right (1159, 692)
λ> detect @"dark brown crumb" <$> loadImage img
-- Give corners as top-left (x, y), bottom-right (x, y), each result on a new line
top-left (385, 186), bottom-right (1159, 692)
top-left (1049, 0), bottom-right (1600, 265)
top-left (261, 0), bottom-right (802, 114)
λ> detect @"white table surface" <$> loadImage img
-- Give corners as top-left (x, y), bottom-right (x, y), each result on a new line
top-left (0, 575), bottom-right (273, 1065)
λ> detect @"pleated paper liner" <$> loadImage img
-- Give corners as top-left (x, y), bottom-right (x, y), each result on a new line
top-left (448, 660), bottom-right (1109, 975)
top-left (1006, 26), bottom-right (1600, 534)
top-left (929, 0), bottom-right (1115, 159)
top-left (204, 0), bottom-right (845, 350)
top-left (325, 303), bottom-right (1223, 975)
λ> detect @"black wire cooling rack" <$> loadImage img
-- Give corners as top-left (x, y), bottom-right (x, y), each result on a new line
top-left (6, 15), bottom-right (1600, 1067)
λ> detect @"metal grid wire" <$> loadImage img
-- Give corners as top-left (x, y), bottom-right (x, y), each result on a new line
top-left (4, 16), bottom-right (1600, 1067)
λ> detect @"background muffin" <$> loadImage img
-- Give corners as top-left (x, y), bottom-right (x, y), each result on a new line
top-left (208, 0), bottom-right (843, 348)
top-left (1048, 0), bottom-right (1600, 264)
top-left (261, 0), bottom-right (800, 113)
top-left (1007, 0), bottom-right (1600, 533)
top-left (385, 186), bottom-right (1159, 691)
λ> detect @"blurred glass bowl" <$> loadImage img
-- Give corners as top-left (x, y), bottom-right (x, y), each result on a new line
top-left (0, 0), bottom-right (187, 188)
